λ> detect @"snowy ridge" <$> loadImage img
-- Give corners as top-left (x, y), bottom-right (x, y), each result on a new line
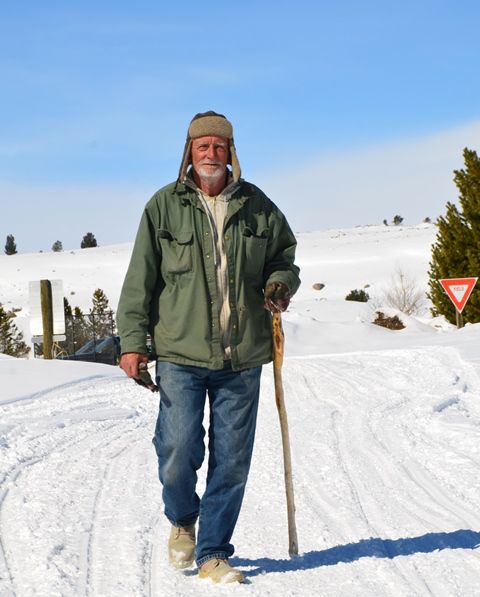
top-left (1, 347), bottom-right (480, 596)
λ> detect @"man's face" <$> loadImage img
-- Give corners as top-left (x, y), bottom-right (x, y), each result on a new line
top-left (191, 136), bottom-right (229, 183)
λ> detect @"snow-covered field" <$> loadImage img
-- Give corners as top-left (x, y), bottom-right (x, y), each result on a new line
top-left (1, 223), bottom-right (480, 596)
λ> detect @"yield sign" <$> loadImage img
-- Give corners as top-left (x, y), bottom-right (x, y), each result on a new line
top-left (439, 277), bottom-right (478, 313)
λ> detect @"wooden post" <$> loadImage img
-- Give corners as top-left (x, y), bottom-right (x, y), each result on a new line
top-left (455, 309), bottom-right (464, 329)
top-left (40, 279), bottom-right (54, 359)
top-left (272, 312), bottom-right (299, 557)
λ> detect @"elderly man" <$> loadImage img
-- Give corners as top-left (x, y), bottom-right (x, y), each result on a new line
top-left (117, 111), bottom-right (300, 583)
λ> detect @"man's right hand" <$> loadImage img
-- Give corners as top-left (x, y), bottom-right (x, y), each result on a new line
top-left (119, 352), bottom-right (149, 378)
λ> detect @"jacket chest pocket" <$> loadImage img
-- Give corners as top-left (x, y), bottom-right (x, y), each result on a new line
top-left (157, 229), bottom-right (193, 274)
top-left (242, 226), bottom-right (268, 277)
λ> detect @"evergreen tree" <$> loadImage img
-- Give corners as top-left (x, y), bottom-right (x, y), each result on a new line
top-left (64, 297), bottom-right (73, 317)
top-left (91, 288), bottom-right (110, 315)
top-left (0, 305), bottom-right (30, 357)
top-left (52, 240), bottom-right (63, 252)
top-left (81, 232), bottom-right (98, 248)
top-left (90, 288), bottom-right (114, 337)
top-left (71, 306), bottom-right (91, 351)
top-left (61, 298), bottom-right (75, 354)
top-left (392, 215), bottom-right (403, 226)
top-left (4, 234), bottom-right (17, 255)
top-left (428, 148), bottom-right (480, 323)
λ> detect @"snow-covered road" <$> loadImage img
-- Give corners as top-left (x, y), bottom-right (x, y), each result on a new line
top-left (1, 347), bottom-right (480, 596)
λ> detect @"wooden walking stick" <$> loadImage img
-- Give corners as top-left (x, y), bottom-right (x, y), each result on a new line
top-left (272, 312), bottom-right (299, 557)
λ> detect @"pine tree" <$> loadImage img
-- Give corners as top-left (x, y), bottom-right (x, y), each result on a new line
top-left (52, 240), bottom-right (63, 252)
top-left (81, 232), bottom-right (98, 248)
top-left (0, 305), bottom-right (30, 357)
top-left (61, 298), bottom-right (74, 354)
top-left (90, 288), bottom-right (114, 338)
top-left (91, 289), bottom-right (110, 315)
top-left (428, 148), bottom-right (480, 323)
top-left (392, 215), bottom-right (403, 226)
top-left (64, 297), bottom-right (73, 317)
top-left (4, 234), bottom-right (17, 255)
top-left (71, 305), bottom-right (92, 351)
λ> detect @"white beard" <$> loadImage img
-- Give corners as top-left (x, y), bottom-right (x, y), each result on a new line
top-left (195, 163), bottom-right (226, 183)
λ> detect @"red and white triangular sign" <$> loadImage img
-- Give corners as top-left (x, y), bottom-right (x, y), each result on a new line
top-left (439, 277), bottom-right (478, 313)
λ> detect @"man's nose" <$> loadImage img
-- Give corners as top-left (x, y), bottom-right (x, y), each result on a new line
top-left (206, 144), bottom-right (216, 159)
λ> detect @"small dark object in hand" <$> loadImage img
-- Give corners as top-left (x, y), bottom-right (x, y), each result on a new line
top-left (134, 362), bottom-right (158, 392)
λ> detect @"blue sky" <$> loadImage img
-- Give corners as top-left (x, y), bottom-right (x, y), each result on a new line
top-left (1, 1), bottom-right (480, 251)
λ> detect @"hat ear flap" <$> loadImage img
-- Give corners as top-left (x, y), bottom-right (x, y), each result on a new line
top-left (230, 140), bottom-right (241, 182)
top-left (177, 138), bottom-right (192, 184)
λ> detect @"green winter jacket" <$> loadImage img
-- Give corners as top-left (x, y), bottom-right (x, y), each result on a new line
top-left (117, 179), bottom-right (300, 371)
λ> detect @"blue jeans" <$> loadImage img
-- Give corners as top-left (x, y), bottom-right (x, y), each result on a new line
top-left (152, 360), bottom-right (262, 567)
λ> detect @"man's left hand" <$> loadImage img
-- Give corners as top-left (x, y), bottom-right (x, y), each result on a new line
top-left (264, 282), bottom-right (291, 312)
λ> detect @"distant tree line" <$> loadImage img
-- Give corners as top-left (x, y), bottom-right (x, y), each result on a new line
top-left (3, 232), bottom-right (99, 254)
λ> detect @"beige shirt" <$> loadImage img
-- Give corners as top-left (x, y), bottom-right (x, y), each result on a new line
top-left (185, 173), bottom-right (239, 359)
top-left (201, 192), bottom-right (231, 358)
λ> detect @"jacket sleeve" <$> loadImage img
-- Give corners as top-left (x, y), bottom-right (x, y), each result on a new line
top-left (263, 205), bottom-right (301, 294)
top-left (117, 206), bottom-right (161, 354)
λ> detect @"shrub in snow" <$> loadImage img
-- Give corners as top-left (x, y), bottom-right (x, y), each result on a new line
top-left (345, 289), bottom-right (369, 302)
top-left (382, 267), bottom-right (424, 315)
top-left (428, 148), bottom-right (480, 324)
top-left (373, 311), bottom-right (405, 330)
top-left (52, 240), bottom-right (63, 252)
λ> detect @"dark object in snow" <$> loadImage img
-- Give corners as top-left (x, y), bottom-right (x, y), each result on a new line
top-left (373, 311), bottom-right (405, 330)
top-left (345, 289), bottom-right (369, 302)
top-left (312, 283), bottom-right (325, 291)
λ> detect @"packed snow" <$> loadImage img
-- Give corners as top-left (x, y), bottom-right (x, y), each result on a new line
top-left (1, 223), bottom-right (480, 596)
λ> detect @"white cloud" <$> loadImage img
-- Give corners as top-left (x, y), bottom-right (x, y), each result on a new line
top-left (257, 120), bottom-right (480, 230)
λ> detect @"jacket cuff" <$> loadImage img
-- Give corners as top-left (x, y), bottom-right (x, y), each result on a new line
top-left (120, 338), bottom-right (148, 355)
top-left (265, 272), bottom-right (300, 295)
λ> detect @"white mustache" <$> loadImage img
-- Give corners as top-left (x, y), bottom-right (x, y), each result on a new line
top-left (199, 161), bottom-right (222, 167)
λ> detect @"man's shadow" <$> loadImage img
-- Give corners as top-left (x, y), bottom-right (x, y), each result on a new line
top-left (232, 529), bottom-right (480, 578)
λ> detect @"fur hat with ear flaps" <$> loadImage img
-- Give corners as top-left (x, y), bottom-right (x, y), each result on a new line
top-left (177, 111), bottom-right (241, 185)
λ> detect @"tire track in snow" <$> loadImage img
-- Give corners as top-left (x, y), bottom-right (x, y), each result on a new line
top-left (284, 351), bottom-right (480, 596)
top-left (0, 377), bottom-right (151, 597)
top-left (271, 360), bottom-right (429, 595)
top-left (2, 349), bottom-right (480, 596)
top-left (0, 418), bottom-right (126, 596)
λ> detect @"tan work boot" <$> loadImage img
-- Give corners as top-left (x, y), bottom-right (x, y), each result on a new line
top-left (168, 525), bottom-right (196, 569)
top-left (198, 558), bottom-right (245, 584)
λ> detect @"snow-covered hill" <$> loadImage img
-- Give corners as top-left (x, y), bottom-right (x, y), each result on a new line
top-left (2, 223), bottom-right (480, 596)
